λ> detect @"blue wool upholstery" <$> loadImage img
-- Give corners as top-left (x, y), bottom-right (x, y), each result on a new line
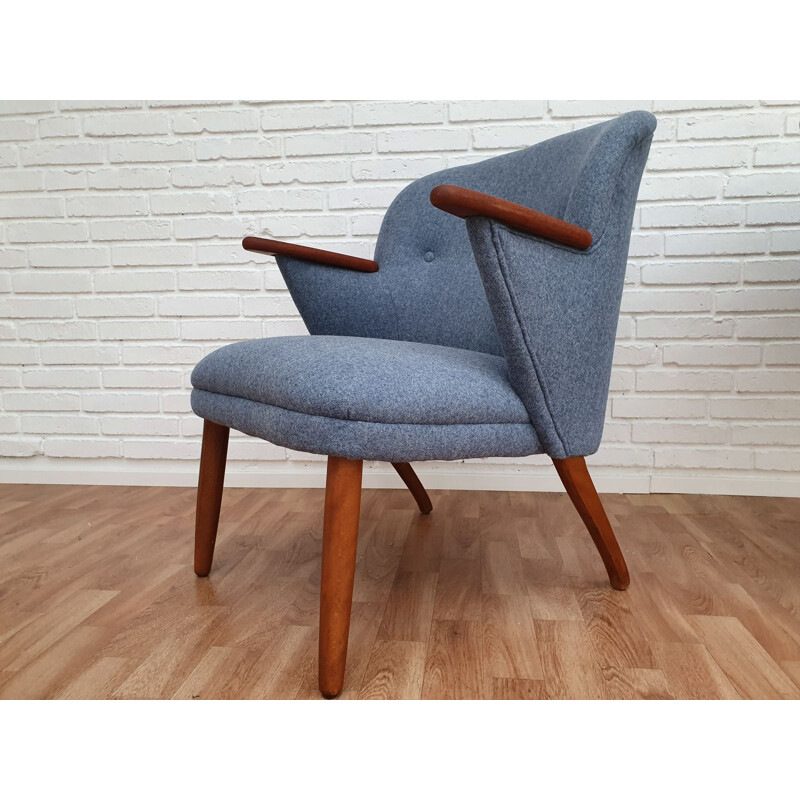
top-left (191, 111), bottom-right (656, 461)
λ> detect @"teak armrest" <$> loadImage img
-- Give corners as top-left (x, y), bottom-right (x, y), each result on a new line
top-left (429, 185), bottom-right (593, 250)
top-left (242, 236), bottom-right (379, 273)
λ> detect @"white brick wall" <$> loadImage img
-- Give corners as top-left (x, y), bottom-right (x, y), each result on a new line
top-left (1, 100), bottom-right (799, 495)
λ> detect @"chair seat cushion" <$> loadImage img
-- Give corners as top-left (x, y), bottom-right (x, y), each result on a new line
top-left (190, 335), bottom-right (541, 462)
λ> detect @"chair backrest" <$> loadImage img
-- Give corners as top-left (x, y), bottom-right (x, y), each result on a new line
top-left (372, 110), bottom-right (656, 356)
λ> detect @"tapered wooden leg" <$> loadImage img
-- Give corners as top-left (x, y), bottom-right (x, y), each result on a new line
top-left (318, 456), bottom-right (363, 698)
top-left (391, 462), bottom-right (433, 514)
top-left (552, 456), bottom-right (630, 591)
top-left (194, 420), bottom-right (230, 577)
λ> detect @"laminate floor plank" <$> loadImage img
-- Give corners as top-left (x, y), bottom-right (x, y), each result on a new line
top-left (1, 484), bottom-right (799, 699)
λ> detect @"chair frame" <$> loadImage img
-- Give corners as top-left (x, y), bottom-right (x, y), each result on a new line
top-left (193, 184), bottom-right (630, 698)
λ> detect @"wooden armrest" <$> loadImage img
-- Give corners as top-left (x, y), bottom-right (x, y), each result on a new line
top-left (429, 185), bottom-right (593, 250)
top-left (242, 236), bottom-right (379, 273)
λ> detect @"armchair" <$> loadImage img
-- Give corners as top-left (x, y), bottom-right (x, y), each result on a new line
top-left (190, 110), bottom-right (657, 697)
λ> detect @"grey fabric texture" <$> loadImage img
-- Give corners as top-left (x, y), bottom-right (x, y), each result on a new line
top-left (191, 389), bottom-right (539, 463)
top-left (191, 336), bottom-right (532, 425)
top-left (192, 111), bottom-right (656, 461)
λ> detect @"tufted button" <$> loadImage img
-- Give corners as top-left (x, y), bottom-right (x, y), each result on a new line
top-left (423, 251), bottom-right (435, 263)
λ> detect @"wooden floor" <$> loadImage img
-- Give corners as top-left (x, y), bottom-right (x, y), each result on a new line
top-left (1, 482), bottom-right (800, 700)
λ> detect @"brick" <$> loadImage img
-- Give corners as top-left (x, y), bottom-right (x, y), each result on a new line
top-left (158, 296), bottom-right (239, 316)
top-left (101, 417), bottom-right (180, 436)
top-left (23, 368), bottom-right (100, 388)
top-left (82, 393), bottom-right (160, 413)
top-left (40, 344), bottom-right (119, 364)
top-left (22, 415), bottom-right (99, 435)
top-left (737, 318), bottom-right (800, 339)
top-left (38, 116), bottom-right (81, 138)
top-left (17, 321), bottom-right (97, 341)
top-left (123, 440), bottom-right (199, 459)
top-left (102, 368), bottom-right (182, 388)
top-left (665, 231), bottom-right (768, 256)
top-left (328, 186), bottom-right (401, 209)
top-left (241, 296), bottom-right (298, 317)
top-left (237, 189), bottom-right (324, 212)
top-left (638, 175), bottom-right (722, 201)
top-left (173, 217), bottom-right (252, 239)
top-left (171, 165), bottom-right (256, 187)
top-left (726, 172), bottom-right (800, 198)
top-left (655, 448), bottom-right (752, 470)
top-left (716, 289), bottom-right (800, 312)
top-left (84, 112), bottom-right (169, 136)
top-left (640, 204), bottom-right (743, 228)
top-left (0, 170), bottom-right (44, 192)
top-left (44, 438), bottom-right (121, 458)
top-left (261, 215), bottom-right (346, 238)
top-left (352, 156), bottom-right (445, 181)
top-left (755, 451), bottom-right (800, 472)
top-left (261, 160), bottom-right (348, 185)
top-left (743, 260), bottom-right (800, 283)
top-left (12, 271), bottom-right (92, 293)
top-left (653, 100), bottom-right (754, 112)
top-left (711, 399), bottom-right (800, 419)
top-left (45, 169), bottom-right (86, 190)
top-left (172, 109), bottom-right (259, 134)
top-left (635, 370), bottom-right (733, 393)
top-left (109, 140), bottom-right (193, 163)
top-left (66, 194), bottom-right (148, 217)
top-left (637, 317), bottom-right (734, 339)
top-left (663, 344), bottom-right (761, 366)
top-left (732, 425), bottom-right (800, 446)
top-left (754, 141), bottom-right (800, 166)
top-left (472, 123), bottom-right (573, 149)
top-left (91, 219), bottom-right (172, 241)
top-left (736, 371), bottom-right (800, 392)
top-left (122, 345), bottom-right (204, 365)
top-left (93, 270), bottom-right (175, 293)
top-left (640, 262), bottom-right (739, 285)
top-left (0, 345), bottom-right (38, 364)
top-left (765, 345), bottom-right (800, 365)
top-left (0, 101), bottom-right (55, 115)
top-left (632, 422), bottom-right (729, 445)
top-left (4, 392), bottom-right (80, 410)
top-left (177, 270), bottom-right (260, 291)
top-left (378, 128), bottom-right (468, 153)
top-left (180, 320), bottom-right (262, 340)
top-left (195, 137), bottom-right (280, 160)
top-left (0, 298), bottom-right (73, 318)
top-left (59, 101), bottom-right (143, 111)
top-left (20, 142), bottom-right (104, 165)
top-left (286, 132), bottom-right (374, 156)
top-left (28, 246), bottom-right (110, 267)
top-left (646, 144), bottom-right (751, 171)
top-left (88, 167), bottom-right (171, 189)
top-left (612, 397), bottom-right (706, 419)
top-left (112, 244), bottom-right (193, 266)
top-left (448, 101), bottom-right (545, 122)
top-left (0, 440), bottom-right (40, 457)
top-left (98, 320), bottom-right (179, 340)
top-left (771, 229), bottom-right (800, 253)
top-left (0, 145), bottom-right (17, 166)
top-left (0, 196), bottom-right (63, 218)
top-left (549, 100), bottom-right (648, 117)
top-left (621, 290), bottom-right (711, 313)
top-left (76, 297), bottom-right (155, 317)
top-left (150, 192), bottom-right (234, 215)
top-left (7, 220), bottom-right (88, 242)
top-left (353, 102), bottom-right (443, 126)
top-left (263, 104), bottom-right (350, 129)
top-left (678, 114), bottom-right (783, 139)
